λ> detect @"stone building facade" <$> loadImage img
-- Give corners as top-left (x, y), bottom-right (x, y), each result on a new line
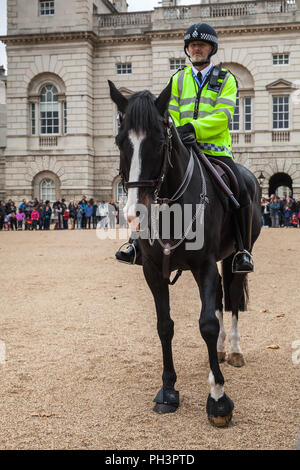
top-left (0, 66), bottom-right (6, 200)
top-left (0, 0), bottom-right (300, 203)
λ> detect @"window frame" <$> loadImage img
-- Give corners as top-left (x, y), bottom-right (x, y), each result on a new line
top-left (229, 91), bottom-right (240, 132)
top-left (39, 0), bottom-right (55, 16)
top-left (272, 95), bottom-right (290, 130)
top-left (244, 96), bottom-right (252, 132)
top-left (169, 58), bottom-right (186, 71)
top-left (39, 84), bottom-right (60, 135)
top-left (116, 63), bottom-right (132, 75)
top-left (40, 178), bottom-right (56, 203)
top-left (272, 53), bottom-right (289, 66)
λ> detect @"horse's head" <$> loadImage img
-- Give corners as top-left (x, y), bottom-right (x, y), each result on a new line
top-left (109, 80), bottom-right (172, 224)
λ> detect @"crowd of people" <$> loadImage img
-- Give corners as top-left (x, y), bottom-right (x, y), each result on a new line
top-left (0, 196), bottom-right (129, 231)
top-left (1, 193), bottom-right (300, 231)
top-left (261, 195), bottom-right (300, 228)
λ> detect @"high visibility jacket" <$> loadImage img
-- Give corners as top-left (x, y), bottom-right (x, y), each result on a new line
top-left (169, 66), bottom-right (237, 159)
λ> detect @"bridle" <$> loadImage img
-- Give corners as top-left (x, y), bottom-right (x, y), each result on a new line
top-left (119, 115), bottom-right (194, 206)
top-left (117, 111), bottom-right (207, 283)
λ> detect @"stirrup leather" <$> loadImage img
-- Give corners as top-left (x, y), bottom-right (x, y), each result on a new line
top-left (232, 250), bottom-right (254, 273)
top-left (115, 241), bottom-right (137, 265)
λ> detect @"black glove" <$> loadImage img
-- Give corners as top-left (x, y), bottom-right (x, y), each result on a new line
top-left (177, 123), bottom-right (194, 138)
top-left (176, 123), bottom-right (196, 145)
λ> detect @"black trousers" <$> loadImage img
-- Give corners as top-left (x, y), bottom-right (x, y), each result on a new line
top-left (204, 154), bottom-right (250, 208)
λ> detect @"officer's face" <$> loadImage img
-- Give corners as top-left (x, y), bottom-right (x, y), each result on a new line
top-left (187, 41), bottom-right (213, 62)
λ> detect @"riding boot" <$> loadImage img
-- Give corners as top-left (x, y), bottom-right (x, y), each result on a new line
top-left (115, 236), bottom-right (140, 265)
top-left (232, 204), bottom-right (254, 273)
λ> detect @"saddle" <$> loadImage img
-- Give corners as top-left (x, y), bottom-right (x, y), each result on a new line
top-left (209, 157), bottom-right (240, 202)
top-left (178, 132), bottom-right (240, 208)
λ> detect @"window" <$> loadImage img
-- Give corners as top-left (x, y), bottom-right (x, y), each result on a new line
top-left (229, 91), bottom-right (240, 131)
top-left (244, 97), bottom-right (252, 131)
top-left (273, 54), bottom-right (289, 65)
top-left (273, 96), bottom-right (289, 129)
top-left (40, 85), bottom-right (59, 134)
top-left (116, 63), bottom-right (132, 75)
top-left (30, 103), bottom-right (36, 135)
top-left (40, 1), bottom-right (55, 16)
top-left (40, 179), bottom-right (56, 202)
top-left (117, 181), bottom-right (127, 202)
top-left (170, 59), bottom-right (186, 71)
top-left (63, 101), bottom-right (67, 134)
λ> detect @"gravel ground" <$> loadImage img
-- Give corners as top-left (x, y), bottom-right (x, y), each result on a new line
top-left (0, 227), bottom-right (299, 450)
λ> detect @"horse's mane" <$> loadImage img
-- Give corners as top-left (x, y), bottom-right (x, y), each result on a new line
top-left (125, 90), bottom-right (162, 134)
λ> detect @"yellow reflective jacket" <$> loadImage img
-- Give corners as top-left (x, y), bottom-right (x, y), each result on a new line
top-left (169, 65), bottom-right (237, 159)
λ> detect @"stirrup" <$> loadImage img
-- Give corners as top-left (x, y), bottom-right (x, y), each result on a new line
top-left (115, 241), bottom-right (137, 265)
top-left (232, 250), bottom-right (254, 273)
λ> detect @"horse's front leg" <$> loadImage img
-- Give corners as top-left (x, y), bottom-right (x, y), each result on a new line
top-left (143, 260), bottom-right (179, 414)
top-left (193, 261), bottom-right (234, 427)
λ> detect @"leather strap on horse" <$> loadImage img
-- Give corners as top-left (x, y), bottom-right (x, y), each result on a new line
top-left (209, 156), bottom-right (240, 201)
top-left (191, 143), bottom-right (240, 209)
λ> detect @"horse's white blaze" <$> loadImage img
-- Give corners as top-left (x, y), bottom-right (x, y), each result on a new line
top-left (229, 315), bottom-right (242, 354)
top-left (209, 370), bottom-right (224, 401)
top-left (123, 130), bottom-right (145, 222)
top-left (215, 310), bottom-right (226, 353)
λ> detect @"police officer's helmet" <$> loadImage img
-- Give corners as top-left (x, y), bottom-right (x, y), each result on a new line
top-left (184, 23), bottom-right (218, 58)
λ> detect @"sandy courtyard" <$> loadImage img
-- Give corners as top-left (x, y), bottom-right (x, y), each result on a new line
top-left (0, 227), bottom-right (299, 450)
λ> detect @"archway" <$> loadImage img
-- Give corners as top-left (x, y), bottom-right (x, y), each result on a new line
top-left (32, 170), bottom-right (61, 202)
top-left (269, 172), bottom-right (293, 197)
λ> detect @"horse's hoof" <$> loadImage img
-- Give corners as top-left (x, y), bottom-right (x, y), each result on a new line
top-left (218, 352), bottom-right (226, 363)
top-left (208, 413), bottom-right (233, 427)
top-left (227, 353), bottom-right (245, 367)
top-left (206, 393), bottom-right (234, 428)
top-left (153, 388), bottom-right (179, 414)
top-left (153, 403), bottom-right (178, 414)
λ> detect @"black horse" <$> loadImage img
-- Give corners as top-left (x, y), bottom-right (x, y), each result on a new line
top-left (109, 80), bottom-right (261, 427)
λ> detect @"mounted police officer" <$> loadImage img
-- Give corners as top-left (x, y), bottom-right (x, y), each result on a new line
top-left (116, 22), bottom-right (254, 274)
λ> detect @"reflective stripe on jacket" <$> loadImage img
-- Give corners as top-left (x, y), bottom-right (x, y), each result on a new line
top-left (169, 66), bottom-right (237, 159)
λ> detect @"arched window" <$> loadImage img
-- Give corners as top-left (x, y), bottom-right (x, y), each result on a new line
top-left (28, 74), bottom-right (67, 138)
top-left (40, 178), bottom-right (56, 202)
top-left (40, 85), bottom-right (59, 134)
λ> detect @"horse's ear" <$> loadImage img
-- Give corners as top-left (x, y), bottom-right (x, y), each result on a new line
top-left (155, 80), bottom-right (172, 116)
top-left (108, 80), bottom-right (128, 114)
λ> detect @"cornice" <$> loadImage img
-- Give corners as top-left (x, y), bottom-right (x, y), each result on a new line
top-left (0, 22), bottom-right (299, 47)
top-left (0, 31), bottom-right (98, 46)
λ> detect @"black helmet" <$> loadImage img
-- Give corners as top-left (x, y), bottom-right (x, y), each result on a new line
top-left (184, 23), bottom-right (218, 61)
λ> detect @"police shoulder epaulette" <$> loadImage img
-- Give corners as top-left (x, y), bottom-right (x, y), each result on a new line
top-left (171, 65), bottom-right (188, 78)
top-left (220, 66), bottom-right (239, 89)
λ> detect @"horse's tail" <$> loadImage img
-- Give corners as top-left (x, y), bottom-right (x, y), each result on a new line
top-left (221, 255), bottom-right (249, 312)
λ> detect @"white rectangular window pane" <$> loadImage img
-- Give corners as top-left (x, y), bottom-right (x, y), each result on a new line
top-left (170, 59), bottom-right (186, 71)
top-left (244, 97), bottom-right (251, 131)
top-left (273, 53), bottom-right (289, 65)
top-left (273, 96), bottom-right (289, 129)
top-left (40, 1), bottom-right (55, 15)
top-left (116, 63), bottom-right (132, 74)
top-left (229, 93), bottom-right (239, 131)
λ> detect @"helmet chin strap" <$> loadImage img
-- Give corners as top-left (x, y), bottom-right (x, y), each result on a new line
top-left (192, 60), bottom-right (210, 67)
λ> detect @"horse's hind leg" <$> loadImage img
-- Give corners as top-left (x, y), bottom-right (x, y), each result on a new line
top-left (143, 260), bottom-right (179, 414)
top-left (193, 261), bottom-right (234, 428)
top-left (227, 273), bottom-right (248, 367)
top-left (216, 274), bottom-right (226, 363)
